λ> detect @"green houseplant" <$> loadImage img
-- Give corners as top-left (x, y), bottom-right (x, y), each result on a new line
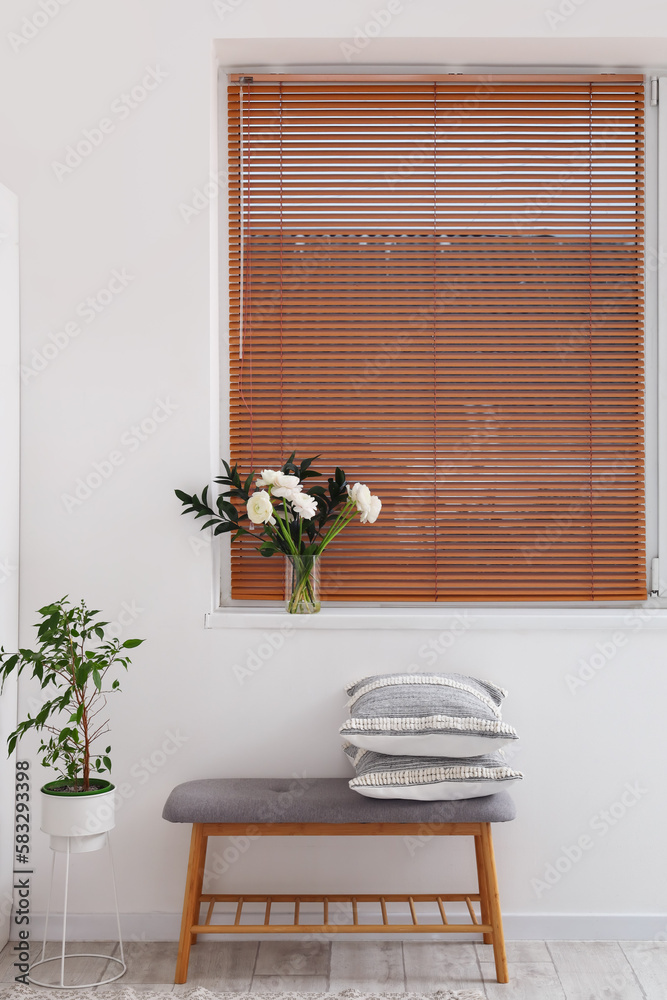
top-left (0, 597), bottom-right (143, 850)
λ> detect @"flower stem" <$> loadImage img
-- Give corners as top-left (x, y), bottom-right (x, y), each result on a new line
top-left (317, 505), bottom-right (358, 555)
top-left (272, 500), bottom-right (299, 556)
top-left (286, 554), bottom-right (320, 613)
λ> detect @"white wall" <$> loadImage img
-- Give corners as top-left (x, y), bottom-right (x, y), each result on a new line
top-left (1, 0), bottom-right (666, 940)
top-left (0, 181), bottom-right (19, 949)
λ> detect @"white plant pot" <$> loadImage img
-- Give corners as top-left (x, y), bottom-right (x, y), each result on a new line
top-left (40, 783), bottom-right (115, 853)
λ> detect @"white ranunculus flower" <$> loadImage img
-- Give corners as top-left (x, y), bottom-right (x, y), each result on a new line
top-left (347, 482), bottom-right (372, 515)
top-left (271, 473), bottom-right (302, 498)
top-left (256, 469), bottom-right (280, 487)
top-left (360, 494), bottom-right (382, 524)
top-left (246, 490), bottom-right (276, 525)
top-left (290, 491), bottom-right (319, 520)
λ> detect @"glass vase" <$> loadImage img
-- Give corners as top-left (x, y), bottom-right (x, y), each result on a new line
top-left (284, 554), bottom-right (321, 614)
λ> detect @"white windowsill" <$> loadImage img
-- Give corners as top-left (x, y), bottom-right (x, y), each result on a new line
top-left (205, 604), bottom-right (667, 630)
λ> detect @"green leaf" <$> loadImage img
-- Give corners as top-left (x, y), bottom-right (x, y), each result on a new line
top-left (122, 638), bottom-right (143, 648)
top-left (1, 653), bottom-right (18, 674)
top-left (213, 522), bottom-right (235, 535)
top-left (92, 669), bottom-right (102, 690)
top-left (175, 489), bottom-right (193, 503)
top-left (216, 499), bottom-right (239, 520)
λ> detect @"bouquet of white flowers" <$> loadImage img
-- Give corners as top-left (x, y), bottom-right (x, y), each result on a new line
top-left (176, 454), bottom-right (381, 613)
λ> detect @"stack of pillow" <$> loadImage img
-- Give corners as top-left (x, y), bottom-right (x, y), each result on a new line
top-left (340, 672), bottom-right (523, 801)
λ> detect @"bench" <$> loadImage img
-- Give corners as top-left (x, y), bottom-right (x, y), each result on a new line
top-left (163, 777), bottom-right (515, 985)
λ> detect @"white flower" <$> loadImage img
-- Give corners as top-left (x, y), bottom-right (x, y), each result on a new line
top-left (347, 482), bottom-right (372, 515)
top-left (360, 494), bottom-right (382, 524)
top-left (256, 469), bottom-right (280, 487)
top-left (271, 473), bottom-right (302, 498)
top-left (246, 490), bottom-right (276, 525)
top-left (290, 491), bottom-right (319, 520)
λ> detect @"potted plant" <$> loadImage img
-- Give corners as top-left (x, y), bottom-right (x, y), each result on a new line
top-left (0, 597), bottom-right (143, 852)
top-left (176, 453), bottom-right (381, 613)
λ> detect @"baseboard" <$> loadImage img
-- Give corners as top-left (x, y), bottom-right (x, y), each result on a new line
top-left (13, 910), bottom-right (667, 943)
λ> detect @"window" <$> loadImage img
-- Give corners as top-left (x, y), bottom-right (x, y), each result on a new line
top-left (227, 73), bottom-right (645, 603)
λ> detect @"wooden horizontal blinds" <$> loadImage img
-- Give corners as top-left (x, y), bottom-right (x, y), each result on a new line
top-left (227, 74), bottom-right (646, 602)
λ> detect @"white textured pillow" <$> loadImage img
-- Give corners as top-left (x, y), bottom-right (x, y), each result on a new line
top-left (340, 672), bottom-right (518, 758)
top-left (343, 743), bottom-right (523, 801)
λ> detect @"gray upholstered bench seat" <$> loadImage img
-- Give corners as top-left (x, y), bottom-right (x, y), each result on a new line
top-left (163, 776), bottom-right (516, 825)
top-left (165, 776), bottom-right (514, 987)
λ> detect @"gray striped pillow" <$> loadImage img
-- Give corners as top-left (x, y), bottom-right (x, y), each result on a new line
top-left (343, 742), bottom-right (523, 801)
top-left (340, 672), bottom-right (518, 758)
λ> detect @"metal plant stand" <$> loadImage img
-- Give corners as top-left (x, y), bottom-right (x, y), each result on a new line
top-left (28, 832), bottom-right (126, 989)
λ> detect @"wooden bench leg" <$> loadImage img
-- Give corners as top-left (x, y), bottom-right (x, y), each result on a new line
top-left (190, 830), bottom-right (208, 946)
top-left (175, 824), bottom-right (207, 984)
top-left (480, 822), bottom-right (509, 984)
top-left (474, 833), bottom-right (493, 945)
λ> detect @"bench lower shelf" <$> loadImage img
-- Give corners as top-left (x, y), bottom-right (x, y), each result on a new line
top-left (195, 892), bottom-right (490, 935)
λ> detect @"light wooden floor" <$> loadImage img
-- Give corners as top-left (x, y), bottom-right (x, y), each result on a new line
top-left (1, 939), bottom-right (666, 997)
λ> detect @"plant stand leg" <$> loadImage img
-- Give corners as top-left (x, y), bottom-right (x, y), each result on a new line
top-left (107, 833), bottom-right (125, 968)
top-left (59, 838), bottom-right (71, 987)
top-left (40, 850), bottom-right (57, 964)
top-left (474, 833), bottom-right (493, 945)
top-left (480, 823), bottom-right (509, 984)
top-left (175, 824), bottom-right (206, 984)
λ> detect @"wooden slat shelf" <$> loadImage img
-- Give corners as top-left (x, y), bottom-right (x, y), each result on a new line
top-left (193, 892), bottom-right (486, 934)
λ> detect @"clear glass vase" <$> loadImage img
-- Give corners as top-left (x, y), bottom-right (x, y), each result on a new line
top-left (284, 554), bottom-right (321, 614)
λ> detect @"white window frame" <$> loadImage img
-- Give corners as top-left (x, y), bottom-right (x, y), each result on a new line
top-left (206, 63), bottom-right (667, 630)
